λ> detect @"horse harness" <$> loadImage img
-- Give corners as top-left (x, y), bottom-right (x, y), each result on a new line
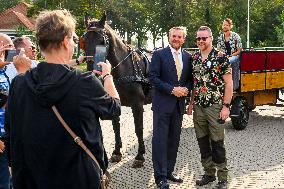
top-left (80, 27), bottom-right (150, 87)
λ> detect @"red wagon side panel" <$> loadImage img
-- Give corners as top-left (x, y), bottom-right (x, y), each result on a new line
top-left (240, 51), bottom-right (266, 72)
top-left (266, 51), bottom-right (284, 70)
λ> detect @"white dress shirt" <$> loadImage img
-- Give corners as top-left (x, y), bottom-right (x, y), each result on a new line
top-left (169, 45), bottom-right (183, 70)
top-left (5, 60), bottom-right (38, 83)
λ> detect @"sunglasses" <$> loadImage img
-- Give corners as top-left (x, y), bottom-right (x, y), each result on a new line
top-left (196, 36), bottom-right (211, 41)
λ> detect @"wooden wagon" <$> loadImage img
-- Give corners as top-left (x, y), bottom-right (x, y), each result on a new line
top-left (230, 48), bottom-right (284, 130)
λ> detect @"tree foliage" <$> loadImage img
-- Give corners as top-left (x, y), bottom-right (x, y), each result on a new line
top-left (0, 0), bottom-right (25, 12)
top-left (2, 0), bottom-right (284, 48)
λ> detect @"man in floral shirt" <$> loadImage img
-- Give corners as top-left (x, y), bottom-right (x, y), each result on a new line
top-left (187, 26), bottom-right (233, 189)
top-left (217, 18), bottom-right (242, 90)
top-left (217, 18), bottom-right (242, 64)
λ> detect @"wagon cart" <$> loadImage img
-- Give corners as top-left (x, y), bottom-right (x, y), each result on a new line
top-left (230, 48), bottom-right (284, 130)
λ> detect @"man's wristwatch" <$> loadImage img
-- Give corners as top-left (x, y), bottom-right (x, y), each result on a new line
top-left (223, 103), bottom-right (230, 108)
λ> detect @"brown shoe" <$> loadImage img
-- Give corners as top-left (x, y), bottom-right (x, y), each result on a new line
top-left (196, 174), bottom-right (216, 186)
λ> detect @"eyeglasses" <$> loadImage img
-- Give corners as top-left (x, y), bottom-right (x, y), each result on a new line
top-left (73, 36), bottom-right (79, 44)
top-left (196, 36), bottom-right (211, 41)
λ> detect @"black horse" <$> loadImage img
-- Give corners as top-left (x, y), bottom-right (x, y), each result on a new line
top-left (80, 13), bottom-right (152, 168)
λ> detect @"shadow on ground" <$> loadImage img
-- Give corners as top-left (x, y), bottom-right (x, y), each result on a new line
top-left (101, 104), bottom-right (284, 189)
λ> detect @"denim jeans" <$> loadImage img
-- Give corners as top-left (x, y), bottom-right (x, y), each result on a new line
top-left (0, 149), bottom-right (11, 189)
top-left (228, 55), bottom-right (239, 65)
top-left (229, 56), bottom-right (240, 90)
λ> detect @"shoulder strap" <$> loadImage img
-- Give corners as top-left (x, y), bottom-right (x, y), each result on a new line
top-left (51, 106), bottom-right (103, 175)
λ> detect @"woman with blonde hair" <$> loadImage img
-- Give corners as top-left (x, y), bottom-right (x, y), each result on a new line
top-left (7, 10), bottom-right (120, 189)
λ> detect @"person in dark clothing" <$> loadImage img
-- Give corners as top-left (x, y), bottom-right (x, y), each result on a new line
top-left (149, 26), bottom-right (193, 189)
top-left (5, 9), bottom-right (121, 189)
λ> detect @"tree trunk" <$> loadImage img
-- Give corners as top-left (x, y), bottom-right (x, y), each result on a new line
top-left (152, 34), bottom-right (157, 48)
top-left (127, 32), bottom-right (131, 44)
top-left (137, 36), bottom-right (142, 48)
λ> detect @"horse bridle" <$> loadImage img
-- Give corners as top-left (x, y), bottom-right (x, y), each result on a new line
top-left (79, 27), bottom-right (110, 57)
top-left (79, 26), bottom-right (140, 72)
top-left (79, 25), bottom-right (150, 86)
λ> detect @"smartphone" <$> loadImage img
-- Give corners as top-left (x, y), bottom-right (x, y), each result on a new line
top-left (93, 45), bottom-right (107, 71)
top-left (5, 50), bottom-right (20, 62)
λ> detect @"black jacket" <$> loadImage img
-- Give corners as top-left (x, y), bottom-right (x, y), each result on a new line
top-left (6, 62), bottom-right (121, 189)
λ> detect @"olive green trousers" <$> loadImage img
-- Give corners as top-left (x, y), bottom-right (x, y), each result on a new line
top-left (193, 104), bottom-right (228, 181)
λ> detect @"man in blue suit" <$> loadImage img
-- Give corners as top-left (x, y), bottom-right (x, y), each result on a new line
top-left (149, 26), bottom-right (193, 189)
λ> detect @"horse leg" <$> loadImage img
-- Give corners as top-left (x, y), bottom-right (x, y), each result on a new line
top-left (131, 104), bottom-right (145, 168)
top-left (109, 116), bottom-right (122, 163)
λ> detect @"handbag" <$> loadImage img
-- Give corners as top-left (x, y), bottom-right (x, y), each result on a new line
top-left (52, 106), bottom-right (110, 189)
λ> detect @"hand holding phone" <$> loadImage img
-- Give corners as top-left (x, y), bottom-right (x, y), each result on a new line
top-left (93, 45), bottom-right (107, 71)
top-left (5, 50), bottom-right (20, 62)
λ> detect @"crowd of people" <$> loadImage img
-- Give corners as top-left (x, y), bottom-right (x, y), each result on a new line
top-left (0, 9), bottom-right (120, 189)
top-left (0, 8), bottom-right (242, 189)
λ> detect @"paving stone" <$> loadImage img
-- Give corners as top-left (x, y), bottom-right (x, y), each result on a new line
top-left (101, 97), bottom-right (284, 189)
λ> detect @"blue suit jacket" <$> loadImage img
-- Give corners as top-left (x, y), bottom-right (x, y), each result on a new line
top-left (149, 46), bottom-right (193, 114)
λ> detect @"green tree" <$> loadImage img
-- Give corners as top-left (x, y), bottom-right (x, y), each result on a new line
top-left (276, 9), bottom-right (284, 46)
top-left (250, 0), bottom-right (283, 47)
top-left (31, 0), bottom-right (105, 36)
top-left (4, 0), bottom-right (284, 49)
top-left (0, 0), bottom-right (25, 12)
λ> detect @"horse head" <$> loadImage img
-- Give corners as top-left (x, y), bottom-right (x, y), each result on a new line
top-left (80, 13), bottom-right (128, 71)
top-left (80, 13), bottom-right (151, 101)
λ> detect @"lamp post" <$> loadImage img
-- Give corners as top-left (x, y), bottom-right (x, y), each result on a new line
top-left (247, 0), bottom-right (250, 48)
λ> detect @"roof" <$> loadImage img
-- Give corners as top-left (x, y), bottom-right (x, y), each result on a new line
top-left (0, 2), bottom-right (35, 31)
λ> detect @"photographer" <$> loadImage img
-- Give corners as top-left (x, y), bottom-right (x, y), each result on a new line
top-left (0, 34), bottom-right (12, 189)
top-left (0, 34), bottom-right (32, 85)
top-left (6, 9), bottom-right (120, 189)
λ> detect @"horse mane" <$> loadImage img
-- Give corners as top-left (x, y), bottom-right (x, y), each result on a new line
top-left (104, 24), bottom-right (127, 49)
top-left (104, 24), bottom-right (141, 61)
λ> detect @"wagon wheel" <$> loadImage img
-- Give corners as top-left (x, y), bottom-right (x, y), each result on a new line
top-left (230, 96), bottom-right (249, 130)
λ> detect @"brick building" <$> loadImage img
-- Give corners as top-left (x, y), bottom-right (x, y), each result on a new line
top-left (0, 2), bottom-right (35, 37)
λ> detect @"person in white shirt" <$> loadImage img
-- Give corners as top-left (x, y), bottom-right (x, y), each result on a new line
top-left (4, 37), bottom-right (37, 83)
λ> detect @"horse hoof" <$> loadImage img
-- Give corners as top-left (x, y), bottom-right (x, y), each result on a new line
top-left (132, 159), bottom-right (144, 168)
top-left (109, 154), bottom-right (122, 163)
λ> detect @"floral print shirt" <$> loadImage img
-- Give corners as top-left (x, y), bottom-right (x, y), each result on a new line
top-left (217, 31), bottom-right (242, 55)
top-left (192, 47), bottom-right (231, 108)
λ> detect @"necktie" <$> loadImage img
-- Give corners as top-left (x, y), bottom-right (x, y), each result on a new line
top-left (175, 51), bottom-right (182, 80)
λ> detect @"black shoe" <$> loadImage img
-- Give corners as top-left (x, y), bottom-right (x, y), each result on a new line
top-left (215, 181), bottom-right (228, 189)
top-left (196, 174), bottom-right (216, 186)
top-left (156, 180), bottom-right (169, 189)
top-left (167, 174), bottom-right (183, 183)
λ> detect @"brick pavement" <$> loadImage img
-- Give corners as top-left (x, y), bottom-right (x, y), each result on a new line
top-left (101, 101), bottom-right (284, 189)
